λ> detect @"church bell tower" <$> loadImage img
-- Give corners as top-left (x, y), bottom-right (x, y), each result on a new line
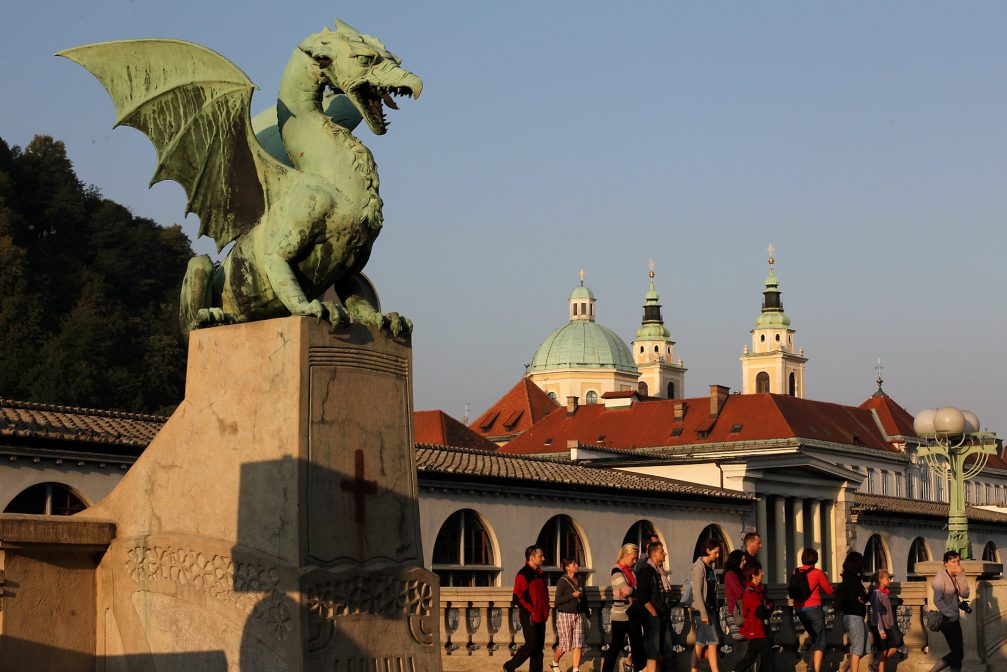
top-left (740, 246), bottom-right (807, 397)
top-left (631, 261), bottom-right (686, 399)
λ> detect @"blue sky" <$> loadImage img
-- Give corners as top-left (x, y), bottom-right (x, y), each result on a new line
top-left (3, 2), bottom-right (1005, 431)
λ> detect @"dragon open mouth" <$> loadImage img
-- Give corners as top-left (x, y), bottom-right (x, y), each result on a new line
top-left (349, 83), bottom-right (416, 135)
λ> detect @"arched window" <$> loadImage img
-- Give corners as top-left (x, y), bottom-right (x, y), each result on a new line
top-left (4, 483), bottom-right (87, 516)
top-left (623, 520), bottom-right (659, 552)
top-left (585, 391), bottom-right (598, 405)
top-left (654, 345), bottom-right (659, 353)
top-left (431, 509), bottom-right (499, 587)
top-left (639, 346), bottom-right (644, 353)
top-left (756, 372), bottom-right (770, 394)
top-left (863, 535), bottom-right (888, 575)
top-left (788, 372), bottom-right (796, 396)
top-left (547, 391), bottom-right (557, 401)
top-left (983, 542), bottom-right (1000, 563)
top-left (775, 334), bottom-right (781, 342)
top-left (693, 524), bottom-right (729, 570)
top-left (536, 515), bottom-right (589, 584)
top-left (638, 382), bottom-right (649, 397)
top-left (667, 382), bottom-right (675, 399)
top-left (573, 303), bottom-right (578, 316)
top-left (907, 537), bottom-right (929, 580)
top-left (760, 334), bottom-right (766, 342)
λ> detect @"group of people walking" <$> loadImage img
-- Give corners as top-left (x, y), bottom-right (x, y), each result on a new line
top-left (502, 533), bottom-right (973, 672)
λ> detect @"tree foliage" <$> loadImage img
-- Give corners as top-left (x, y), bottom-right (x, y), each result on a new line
top-left (0, 135), bottom-right (193, 415)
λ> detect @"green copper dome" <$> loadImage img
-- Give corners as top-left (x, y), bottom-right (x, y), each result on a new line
top-left (570, 285), bottom-right (595, 301)
top-left (528, 321), bottom-right (638, 374)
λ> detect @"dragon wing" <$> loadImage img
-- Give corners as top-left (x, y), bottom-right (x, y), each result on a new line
top-left (59, 39), bottom-right (289, 251)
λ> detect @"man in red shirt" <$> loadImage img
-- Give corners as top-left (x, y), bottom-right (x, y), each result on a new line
top-left (504, 545), bottom-right (551, 672)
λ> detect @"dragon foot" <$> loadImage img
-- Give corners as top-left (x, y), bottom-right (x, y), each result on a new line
top-left (195, 307), bottom-right (237, 326)
top-left (343, 298), bottom-right (411, 338)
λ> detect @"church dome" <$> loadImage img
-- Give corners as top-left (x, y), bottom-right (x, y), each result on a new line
top-left (528, 320), bottom-right (638, 374)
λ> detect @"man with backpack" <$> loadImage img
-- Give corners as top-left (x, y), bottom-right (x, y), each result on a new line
top-left (504, 545), bottom-right (551, 672)
top-left (789, 548), bottom-right (833, 672)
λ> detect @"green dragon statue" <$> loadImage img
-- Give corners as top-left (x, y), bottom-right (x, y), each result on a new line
top-left (59, 20), bottom-right (422, 338)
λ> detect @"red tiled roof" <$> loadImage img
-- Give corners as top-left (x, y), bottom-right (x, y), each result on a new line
top-left (470, 378), bottom-right (559, 441)
top-left (0, 398), bottom-right (164, 451)
top-left (414, 410), bottom-right (499, 452)
top-left (502, 393), bottom-right (899, 455)
top-left (601, 390), bottom-right (638, 399)
top-left (416, 444), bottom-right (753, 502)
top-left (859, 394), bottom-right (917, 438)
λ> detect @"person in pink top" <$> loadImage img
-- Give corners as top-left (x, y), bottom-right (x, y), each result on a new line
top-left (790, 548), bottom-right (833, 672)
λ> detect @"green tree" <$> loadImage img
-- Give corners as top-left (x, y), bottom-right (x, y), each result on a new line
top-left (0, 135), bottom-right (194, 414)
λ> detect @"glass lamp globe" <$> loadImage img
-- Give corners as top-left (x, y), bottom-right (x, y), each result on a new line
top-left (934, 406), bottom-right (966, 435)
top-left (963, 410), bottom-right (980, 434)
top-left (914, 408), bottom-right (937, 437)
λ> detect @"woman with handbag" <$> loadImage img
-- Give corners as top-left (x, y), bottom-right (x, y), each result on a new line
top-left (603, 543), bottom-right (647, 672)
top-left (553, 557), bottom-right (588, 672)
top-left (928, 551), bottom-right (971, 672)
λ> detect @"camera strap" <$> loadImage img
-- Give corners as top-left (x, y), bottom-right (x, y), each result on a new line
top-left (948, 570), bottom-right (962, 599)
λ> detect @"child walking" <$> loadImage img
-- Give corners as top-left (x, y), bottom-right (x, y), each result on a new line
top-left (731, 560), bottom-right (775, 672)
top-left (868, 570), bottom-right (902, 672)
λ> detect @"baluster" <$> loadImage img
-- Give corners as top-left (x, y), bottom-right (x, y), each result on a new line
top-left (443, 602), bottom-right (460, 654)
top-left (465, 602), bottom-right (486, 654)
top-left (486, 602), bottom-right (503, 655)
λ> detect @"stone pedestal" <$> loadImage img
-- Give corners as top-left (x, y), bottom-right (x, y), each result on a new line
top-left (82, 317), bottom-right (440, 671)
top-left (915, 560), bottom-right (1002, 672)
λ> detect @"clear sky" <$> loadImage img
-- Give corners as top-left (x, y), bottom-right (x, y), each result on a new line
top-left (3, 2), bottom-right (1005, 432)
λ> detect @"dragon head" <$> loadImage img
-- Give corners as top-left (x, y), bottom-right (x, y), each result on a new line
top-left (299, 20), bottom-right (422, 136)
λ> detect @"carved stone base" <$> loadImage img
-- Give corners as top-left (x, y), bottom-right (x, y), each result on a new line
top-left (84, 317), bottom-right (440, 670)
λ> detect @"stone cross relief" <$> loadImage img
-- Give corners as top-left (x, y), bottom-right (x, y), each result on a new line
top-left (341, 449), bottom-right (378, 549)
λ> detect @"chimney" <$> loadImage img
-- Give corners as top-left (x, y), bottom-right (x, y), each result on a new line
top-left (566, 396), bottom-right (579, 415)
top-left (709, 385), bottom-right (730, 418)
top-left (674, 401), bottom-right (686, 422)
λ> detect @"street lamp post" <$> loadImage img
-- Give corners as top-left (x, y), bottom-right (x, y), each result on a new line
top-left (913, 406), bottom-right (998, 559)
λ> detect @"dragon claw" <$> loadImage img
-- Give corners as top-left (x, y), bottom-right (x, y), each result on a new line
top-left (195, 307), bottom-right (237, 326)
top-left (321, 301), bottom-right (350, 332)
top-left (385, 312), bottom-right (412, 338)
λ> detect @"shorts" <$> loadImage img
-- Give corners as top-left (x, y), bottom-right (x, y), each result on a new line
top-left (644, 614), bottom-right (669, 659)
top-left (556, 611), bottom-right (585, 651)
top-left (798, 605), bottom-right (827, 651)
top-left (843, 614), bottom-right (868, 656)
top-left (691, 609), bottom-right (720, 646)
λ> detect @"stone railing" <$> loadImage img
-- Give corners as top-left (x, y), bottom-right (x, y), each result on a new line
top-left (439, 582), bottom-right (936, 672)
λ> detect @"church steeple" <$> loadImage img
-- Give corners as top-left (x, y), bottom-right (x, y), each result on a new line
top-left (740, 246), bottom-right (807, 397)
top-left (631, 261), bottom-right (685, 399)
top-left (568, 268), bottom-right (597, 321)
top-left (636, 260), bottom-right (671, 341)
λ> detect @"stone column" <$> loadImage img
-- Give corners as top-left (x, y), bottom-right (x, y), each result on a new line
top-left (756, 496), bottom-right (769, 567)
top-left (792, 497), bottom-right (805, 562)
top-left (773, 496), bottom-right (787, 583)
top-left (809, 499), bottom-right (822, 557)
top-left (823, 500), bottom-right (837, 577)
